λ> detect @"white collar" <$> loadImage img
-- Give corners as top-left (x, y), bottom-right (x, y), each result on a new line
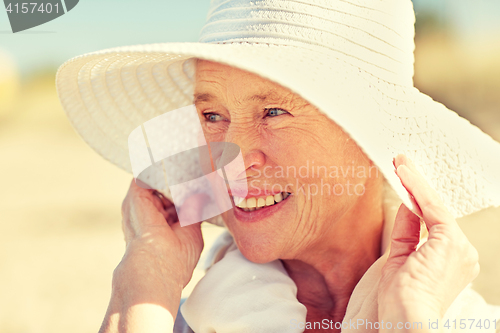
top-left (180, 192), bottom-right (495, 332)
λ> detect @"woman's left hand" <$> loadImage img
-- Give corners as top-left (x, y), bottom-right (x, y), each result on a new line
top-left (378, 154), bottom-right (480, 332)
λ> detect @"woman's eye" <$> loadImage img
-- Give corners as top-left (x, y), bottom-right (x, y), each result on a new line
top-left (266, 108), bottom-right (288, 117)
top-left (204, 113), bottom-right (225, 122)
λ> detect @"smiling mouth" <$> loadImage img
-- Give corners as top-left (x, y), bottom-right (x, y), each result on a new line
top-left (232, 192), bottom-right (292, 212)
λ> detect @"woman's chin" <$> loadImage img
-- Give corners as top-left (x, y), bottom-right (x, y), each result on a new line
top-left (221, 204), bottom-right (294, 263)
top-left (232, 234), bottom-right (282, 264)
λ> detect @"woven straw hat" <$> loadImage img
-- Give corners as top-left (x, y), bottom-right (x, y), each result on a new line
top-left (56, 0), bottom-right (500, 224)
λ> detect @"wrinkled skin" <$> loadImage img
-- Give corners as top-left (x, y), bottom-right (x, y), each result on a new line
top-left (99, 61), bottom-right (479, 333)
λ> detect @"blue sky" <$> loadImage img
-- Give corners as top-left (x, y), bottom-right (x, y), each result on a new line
top-left (1, 0), bottom-right (499, 76)
top-left (0, 0), bottom-right (210, 75)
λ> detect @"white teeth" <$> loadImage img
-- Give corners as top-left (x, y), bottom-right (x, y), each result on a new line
top-left (246, 197), bottom-right (257, 208)
top-left (237, 192), bottom-right (291, 212)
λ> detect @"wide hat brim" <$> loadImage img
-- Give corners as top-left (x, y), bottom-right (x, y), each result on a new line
top-left (56, 41), bottom-right (500, 223)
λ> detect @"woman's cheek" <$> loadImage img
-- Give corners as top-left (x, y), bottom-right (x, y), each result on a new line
top-left (261, 122), bottom-right (305, 158)
top-left (202, 123), bottom-right (226, 142)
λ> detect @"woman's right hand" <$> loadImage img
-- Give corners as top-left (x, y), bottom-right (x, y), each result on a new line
top-left (119, 180), bottom-right (206, 286)
top-left (98, 180), bottom-right (208, 333)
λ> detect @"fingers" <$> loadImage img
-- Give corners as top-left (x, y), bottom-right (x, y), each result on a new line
top-left (388, 204), bottom-right (421, 259)
top-left (163, 204), bottom-right (179, 225)
top-left (153, 190), bottom-right (175, 209)
top-left (150, 190), bottom-right (180, 225)
top-left (171, 193), bottom-right (208, 256)
top-left (394, 154), bottom-right (455, 229)
top-left (126, 179), bottom-right (173, 227)
top-left (122, 180), bottom-right (205, 270)
top-left (127, 179), bottom-right (206, 228)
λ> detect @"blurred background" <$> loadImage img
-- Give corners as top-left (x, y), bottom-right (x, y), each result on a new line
top-left (0, 0), bottom-right (499, 332)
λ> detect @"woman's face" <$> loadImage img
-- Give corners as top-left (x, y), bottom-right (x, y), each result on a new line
top-left (194, 59), bottom-right (380, 263)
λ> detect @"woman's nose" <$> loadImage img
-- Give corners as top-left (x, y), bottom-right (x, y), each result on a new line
top-left (216, 126), bottom-right (266, 180)
top-left (214, 145), bottom-right (265, 184)
top-left (242, 149), bottom-right (265, 173)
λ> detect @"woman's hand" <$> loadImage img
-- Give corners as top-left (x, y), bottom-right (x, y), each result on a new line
top-left (378, 155), bottom-right (480, 332)
top-left (98, 180), bottom-right (208, 333)
top-left (119, 180), bottom-right (206, 285)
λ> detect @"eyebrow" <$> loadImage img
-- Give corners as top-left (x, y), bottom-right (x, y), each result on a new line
top-left (193, 93), bottom-right (214, 104)
top-left (193, 91), bottom-right (281, 104)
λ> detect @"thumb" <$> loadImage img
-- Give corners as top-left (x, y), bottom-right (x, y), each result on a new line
top-left (387, 203), bottom-right (421, 263)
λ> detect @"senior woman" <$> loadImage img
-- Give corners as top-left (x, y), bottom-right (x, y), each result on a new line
top-left (56, 0), bottom-right (500, 332)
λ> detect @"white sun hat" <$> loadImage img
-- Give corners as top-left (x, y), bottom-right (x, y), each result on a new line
top-left (56, 0), bottom-right (500, 224)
